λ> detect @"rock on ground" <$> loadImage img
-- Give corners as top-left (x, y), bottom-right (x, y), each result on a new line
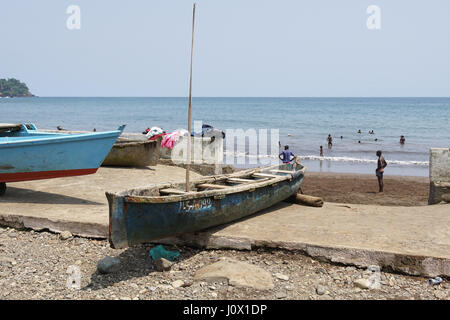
top-left (172, 280), bottom-right (184, 288)
top-left (154, 258), bottom-right (172, 272)
top-left (194, 257), bottom-right (274, 290)
top-left (353, 278), bottom-right (372, 290)
top-left (60, 231), bottom-right (73, 240)
top-left (275, 273), bottom-right (289, 281)
top-left (97, 256), bottom-right (121, 274)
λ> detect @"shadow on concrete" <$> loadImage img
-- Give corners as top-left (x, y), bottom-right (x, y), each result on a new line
top-left (153, 202), bottom-right (297, 248)
top-left (101, 165), bottom-right (156, 171)
top-left (0, 187), bottom-right (103, 205)
top-left (84, 244), bottom-right (199, 291)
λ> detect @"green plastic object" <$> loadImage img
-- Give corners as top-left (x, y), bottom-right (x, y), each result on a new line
top-left (149, 245), bottom-right (180, 262)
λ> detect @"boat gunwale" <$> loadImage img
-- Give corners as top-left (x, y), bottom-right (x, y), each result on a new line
top-left (0, 130), bottom-right (124, 147)
top-left (111, 164), bottom-right (306, 204)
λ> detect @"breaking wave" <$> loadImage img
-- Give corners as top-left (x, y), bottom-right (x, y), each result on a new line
top-left (224, 151), bottom-right (429, 166)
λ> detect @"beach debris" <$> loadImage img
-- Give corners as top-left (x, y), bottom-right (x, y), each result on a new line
top-left (286, 193), bottom-right (324, 207)
top-left (316, 284), bottom-right (327, 295)
top-left (194, 257), bottom-right (274, 290)
top-left (275, 273), bottom-right (289, 281)
top-left (97, 256), bottom-right (121, 274)
top-left (427, 277), bottom-right (443, 286)
top-left (0, 256), bottom-right (17, 267)
top-left (353, 278), bottom-right (376, 290)
top-left (60, 231), bottom-right (73, 240)
top-left (149, 245), bottom-right (180, 262)
top-left (275, 291), bottom-right (287, 299)
top-left (154, 258), bottom-right (173, 272)
top-left (171, 280), bottom-right (185, 288)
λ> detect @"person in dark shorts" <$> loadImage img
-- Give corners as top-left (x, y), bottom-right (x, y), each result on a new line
top-left (327, 134), bottom-right (333, 147)
top-left (279, 145), bottom-right (294, 164)
top-left (320, 146), bottom-right (323, 157)
top-left (376, 150), bottom-right (387, 193)
top-left (400, 135), bottom-right (406, 144)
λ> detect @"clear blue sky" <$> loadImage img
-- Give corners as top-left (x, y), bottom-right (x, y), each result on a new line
top-left (1, 0), bottom-right (449, 97)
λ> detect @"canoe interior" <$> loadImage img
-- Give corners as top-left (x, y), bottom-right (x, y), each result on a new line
top-left (114, 162), bottom-right (305, 202)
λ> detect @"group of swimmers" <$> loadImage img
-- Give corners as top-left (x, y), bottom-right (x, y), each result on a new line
top-left (319, 132), bottom-right (406, 154)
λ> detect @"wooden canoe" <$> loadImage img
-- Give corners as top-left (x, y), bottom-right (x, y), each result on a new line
top-left (106, 163), bottom-right (306, 248)
top-left (102, 138), bottom-right (161, 167)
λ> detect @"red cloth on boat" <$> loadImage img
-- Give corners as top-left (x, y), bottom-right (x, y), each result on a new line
top-left (148, 133), bottom-right (166, 141)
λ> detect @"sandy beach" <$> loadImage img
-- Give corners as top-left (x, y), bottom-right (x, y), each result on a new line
top-left (302, 172), bottom-right (429, 207)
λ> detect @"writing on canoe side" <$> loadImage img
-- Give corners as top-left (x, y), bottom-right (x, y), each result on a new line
top-left (181, 198), bottom-right (213, 211)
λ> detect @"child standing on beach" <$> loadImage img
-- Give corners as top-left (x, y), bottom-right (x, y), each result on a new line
top-left (376, 150), bottom-right (387, 194)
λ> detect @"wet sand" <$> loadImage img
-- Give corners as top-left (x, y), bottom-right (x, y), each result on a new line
top-left (302, 172), bottom-right (429, 206)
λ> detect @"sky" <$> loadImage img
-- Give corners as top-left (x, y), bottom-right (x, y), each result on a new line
top-left (1, 0), bottom-right (449, 97)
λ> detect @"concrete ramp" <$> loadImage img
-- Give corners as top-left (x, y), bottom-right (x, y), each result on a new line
top-left (0, 167), bottom-right (449, 277)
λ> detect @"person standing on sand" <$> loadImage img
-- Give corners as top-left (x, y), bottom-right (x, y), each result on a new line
top-left (279, 145), bottom-right (294, 164)
top-left (376, 150), bottom-right (387, 193)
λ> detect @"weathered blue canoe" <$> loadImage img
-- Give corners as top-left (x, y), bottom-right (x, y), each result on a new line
top-left (106, 163), bottom-right (305, 248)
top-left (0, 123), bottom-right (125, 195)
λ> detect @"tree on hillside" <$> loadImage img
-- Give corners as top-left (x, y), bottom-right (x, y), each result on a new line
top-left (0, 78), bottom-right (33, 97)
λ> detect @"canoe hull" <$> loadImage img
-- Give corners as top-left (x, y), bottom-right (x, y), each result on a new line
top-left (107, 165), bottom-right (304, 248)
top-left (102, 139), bottom-right (160, 167)
top-left (0, 124), bottom-right (124, 183)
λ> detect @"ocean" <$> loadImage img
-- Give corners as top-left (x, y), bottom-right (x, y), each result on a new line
top-left (1, 97), bottom-right (449, 177)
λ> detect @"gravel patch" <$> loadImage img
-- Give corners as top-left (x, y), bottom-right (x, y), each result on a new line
top-left (0, 226), bottom-right (448, 300)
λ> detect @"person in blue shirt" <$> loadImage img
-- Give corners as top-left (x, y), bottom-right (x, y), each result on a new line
top-left (279, 145), bottom-right (295, 164)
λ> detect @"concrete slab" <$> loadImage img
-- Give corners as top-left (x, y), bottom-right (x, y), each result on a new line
top-left (157, 202), bottom-right (450, 277)
top-left (0, 165), bottom-right (201, 237)
top-left (0, 167), bottom-right (449, 277)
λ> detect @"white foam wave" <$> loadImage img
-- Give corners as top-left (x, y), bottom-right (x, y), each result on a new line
top-left (223, 151), bottom-right (429, 166)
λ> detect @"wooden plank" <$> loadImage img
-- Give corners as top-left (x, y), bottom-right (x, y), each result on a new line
top-left (0, 123), bottom-right (21, 130)
top-left (227, 178), bottom-right (257, 183)
top-left (253, 173), bottom-right (279, 179)
top-left (269, 169), bottom-right (295, 174)
top-left (197, 183), bottom-right (229, 189)
top-left (160, 188), bottom-right (188, 195)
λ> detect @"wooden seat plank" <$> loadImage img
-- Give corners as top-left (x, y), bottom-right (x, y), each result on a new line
top-left (159, 188), bottom-right (187, 195)
top-left (197, 183), bottom-right (229, 189)
top-left (269, 169), bottom-right (295, 174)
top-left (253, 173), bottom-right (279, 179)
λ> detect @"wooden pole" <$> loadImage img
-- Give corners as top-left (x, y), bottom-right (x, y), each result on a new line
top-left (186, 3), bottom-right (196, 192)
